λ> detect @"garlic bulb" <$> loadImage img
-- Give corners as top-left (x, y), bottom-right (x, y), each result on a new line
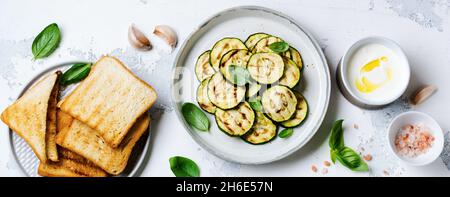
top-left (128, 24), bottom-right (152, 51)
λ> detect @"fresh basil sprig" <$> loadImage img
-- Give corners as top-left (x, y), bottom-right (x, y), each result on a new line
top-left (169, 156), bottom-right (200, 177)
top-left (329, 119), bottom-right (368, 171)
top-left (60, 63), bottom-right (92, 86)
top-left (32, 23), bottom-right (61, 59)
top-left (329, 119), bottom-right (345, 150)
top-left (279, 128), bottom-right (293, 138)
top-left (248, 97), bottom-right (262, 112)
top-left (228, 65), bottom-right (250, 86)
top-left (182, 102), bottom-right (210, 131)
top-left (333, 147), bottom-right (369, 171)
top-left (269, 42), bottom-right (289, 53)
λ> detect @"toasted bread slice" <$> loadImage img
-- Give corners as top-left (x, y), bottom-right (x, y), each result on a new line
top-left (38, 148), bottom-right (108, 177)
top-left (38, 161), bottom-right (83, 177)
top-left (56, 111), bottom-right (150, 175)
top-left (1, 72), bottom-right (59, 162)
top-left (46, 71), bottom-right (61, 162)
top-left (58, 56), bottom-right (157, 147)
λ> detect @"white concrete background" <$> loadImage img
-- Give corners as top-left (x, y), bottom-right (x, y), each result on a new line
top-left (0, 0), bottom-right (449, 177)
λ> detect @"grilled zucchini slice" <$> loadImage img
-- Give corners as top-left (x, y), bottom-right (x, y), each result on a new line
top-left (210, 38), bottom-right (246, 71)
top-left (247, 52), bottom-right (284, 84)
top-left (219, 49), bottom-right (252, 85)
top-left (196, 77), bottom-right (217, 114)
top-left (284, 50), bottom-right (291, 59)
top-left (244, 33), bottom-right (269, 50)
top-left (242, 111), bottom-right (277, 144)
top-left (207, 72), bottom-right (246, 109)
top-left (195, 50), bottom-right (216, 81)
top-left (252, 36), bottom-right (284, 53)
top-left (279, 58), bottom-right (301, 88)
top-left (215, 102), bottom-right (255, 136)
top-left (261, 85), bottom-right (297, 122)
top-left (281, 92), bottom-right (308, 128)
top-left (288, 47), bottom-right (303, 70)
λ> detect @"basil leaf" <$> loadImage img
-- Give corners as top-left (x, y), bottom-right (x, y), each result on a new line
top-left (181, 102), bottom-right (209, 131)
top-left (32, 23), bottom-right (61, 59)
top-left (228, 65), bottom-right (250, 86)
top-left (329, 119), bottom-right (345, 150)
top-left (248, 97), bottom-right (262, 112)
top-left (169, 156), bottom-right (200, 177)
top-left (269, 42), bottom-right (289, 53)
top-left (330, 149), bottom-right (337, 163)
top-left (279, 128), bottom-right (293, 138)
top-left (60, 63), bottom-right (92, 86)
top-left (335, 147), bottom-right (368, 172)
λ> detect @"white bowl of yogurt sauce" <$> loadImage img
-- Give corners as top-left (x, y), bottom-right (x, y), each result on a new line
top-left (337, 37), bottom-right (410, 108)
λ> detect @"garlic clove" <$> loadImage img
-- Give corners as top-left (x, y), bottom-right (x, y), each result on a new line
top-left (153, 25), bottom-right (178, 48)
top-left (411, 85), bottom-right (437, 105)
top-left (128, 24), bottom-right (152, 51)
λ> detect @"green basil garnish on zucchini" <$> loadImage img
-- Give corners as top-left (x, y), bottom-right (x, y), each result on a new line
top-left (32, 23), bottom-right (61, 59)
top-left (268, 41), bottom-right (289, 53)
top-left (181, 102), bottom-right (210, 131)
top-left (169, 156), bottom-right (200, 177)
top-left (60, 63), bottom-right (92, 86)
top-left (248, 97), bottom-right (262, 112)
top-left (278, 128), bottom-right (293, 138)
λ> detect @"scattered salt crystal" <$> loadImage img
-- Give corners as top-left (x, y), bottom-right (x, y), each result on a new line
top-left (321, 168), bottom-right (328, 175)
top-left (311, 165), bottom-right (318, 173)
top-left (363, 154), bottom-right (372, 161)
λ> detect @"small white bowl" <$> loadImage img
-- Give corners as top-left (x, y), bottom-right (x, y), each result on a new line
top-left (387, 111), bottom-right (444, 166)
top-left (337, 36), bottom-right (410, 109)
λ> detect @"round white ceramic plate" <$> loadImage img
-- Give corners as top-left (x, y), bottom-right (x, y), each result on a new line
top-left (171, 6), bottom-right (330, 164)
top-left (8, 62), bottom-right (151, 177)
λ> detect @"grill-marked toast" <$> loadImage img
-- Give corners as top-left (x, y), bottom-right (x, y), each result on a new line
top-left (55, 110), bottom-right (150, 175)
top-left (58, 56), bottom-right (157, 147)
top-left (38, 147), bottom-right (108, 177)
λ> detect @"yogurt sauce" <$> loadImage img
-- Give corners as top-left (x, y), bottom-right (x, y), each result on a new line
top-left (346, 43), bottom-right (408, 103)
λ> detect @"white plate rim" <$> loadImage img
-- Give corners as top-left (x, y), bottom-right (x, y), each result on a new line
top-left (170, 6), bottom-right (331, 164)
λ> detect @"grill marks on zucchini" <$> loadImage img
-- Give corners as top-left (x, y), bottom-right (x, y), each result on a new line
top-left (207, 72), bottom-right (246, 109)
top-left (281, 92), bottom-right (308, 128)
top-left (252, 36), bottom-right (283, 53)
top-left (242, 111), bottom-right (277, 144)
top-left (196, 77), bottom-right (217, 114)
top-left (210, 38), bottom-right (246, 71)
top-left (244, 33), bottom-right (269, 50)
top-left (279, 58), bottom-right (301, 88)
top-left (262, 85), bottom-right (297, 122)
top-left (288, 47), bottom-right (303, 70)
top-left (215, 102), bottom-right (255, 136)
top-left (195, 50), bottom-right (216, 81)
top-left (247, 53), bottom-right (284, 84)
top-left (219, 49), bottom-right (252, 84)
